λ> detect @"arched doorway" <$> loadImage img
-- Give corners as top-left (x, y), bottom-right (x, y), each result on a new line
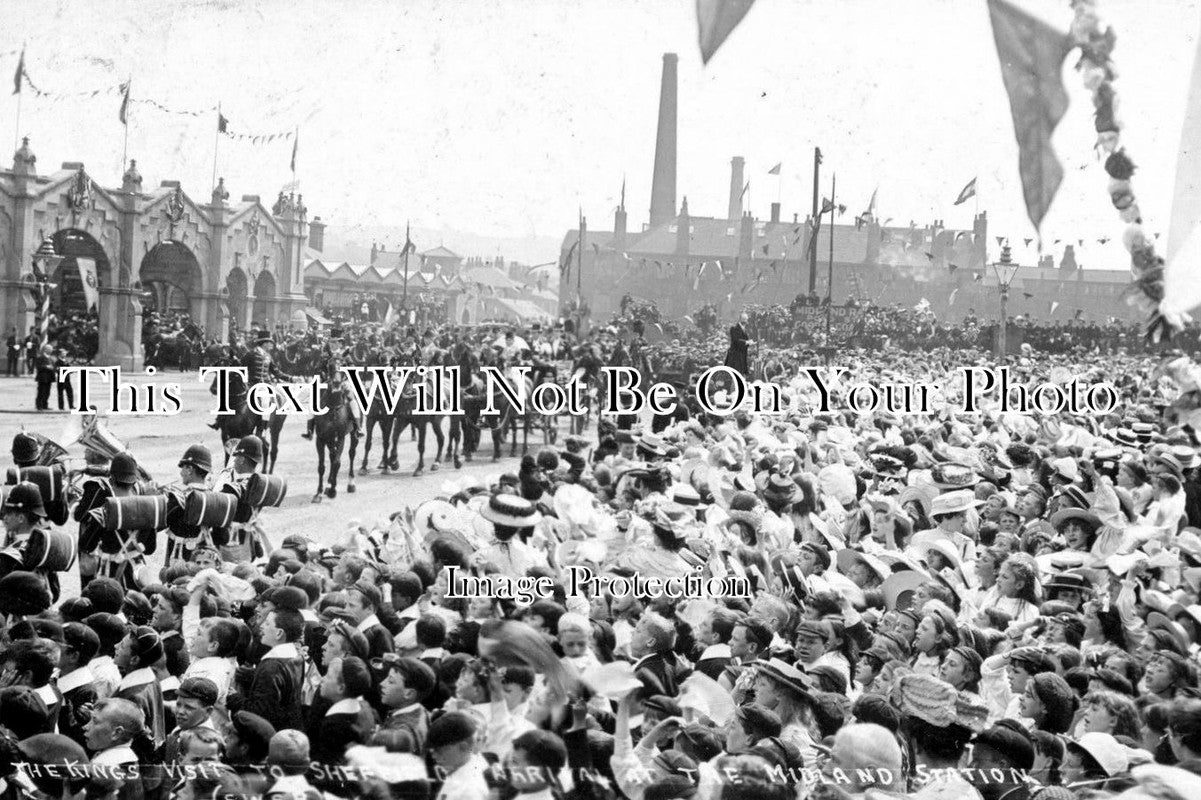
top-left (225, 268), bottom-right (248, 329)
top-left (140, 242), bottom-right (203, 318)
top-left (252, 270), bottom-right (276, 327)
top-left (49, 229), bottom-right (109, 318)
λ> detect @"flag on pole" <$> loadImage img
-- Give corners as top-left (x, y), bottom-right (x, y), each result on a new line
top-left (12, 47), bottom-right (24, 95)
top-left (218, 112), bottom-right (228, 133)
top-left (290, 129), bottom-right (298, 172)
top-left (767, 163), bottom-right (781, 175)
top-left (383, 299), bottom-right (397, 326)
top-left (1164, 13), bottom-right (1201, 322)
top-left (987, 0), bottom-right (1073, 231)
top-left (118, 82), bottom-right (130, 125)
top-left (76, 257), bottom-right (99, 310)
top-left (696, 0), bottom-right (757, 65)
top-left (954, 177), bottom-right (977, 206)
top-left (1050, 300), bottom-right (1060, 315)
top-left (740, 181), bottom-right (749, 199)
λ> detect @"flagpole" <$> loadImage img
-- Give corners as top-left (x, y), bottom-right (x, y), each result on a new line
top-left (122, 77), bottom-right (130, 171)
top-left (826, 173), bottom-right (836, 343)
top-left (403, 220), bottom-right (410, 315)
top-left (212, 102), bottom-right (221, 193)
top-left (13, 85), bottom-right (20, 153)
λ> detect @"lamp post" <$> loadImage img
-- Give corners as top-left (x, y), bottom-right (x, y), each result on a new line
top-left (31, 238), bottom-right (63, 350)
top-left (991, 242), bottom-right (1019, 362)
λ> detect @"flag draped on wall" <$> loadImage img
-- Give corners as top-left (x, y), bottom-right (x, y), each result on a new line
top-left (987, 0), bottom-right (1073, 231)
top-left (696, 0), bottom-right (757, 64)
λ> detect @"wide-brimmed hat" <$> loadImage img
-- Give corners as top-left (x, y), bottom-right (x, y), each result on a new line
top-left (930, 489), bottom-right (984, 517)
top-left (1049, 508), bottom-right (1102, 534)
top-left (636, 434), bottom-right (669, 459)
top-left (836, 549), bottom-right (890, 585)
top-left (1066, 732), bottom-right (1128, 777)
top-left (754, 658), bottom-right (815, 701)
top-left (890, 673), bottom-right (984, 731)
top-left (479, 494), bottom-right (542, 529)
top-left (930, 463), bottom-right (980, 490)
top-left (1146, 612), bottom-right (1191, 653)
top-left (897, 486), bottom-right (935, 519)
top-left (1043, 571), bottom-right (1089, 595)
top-left (881, 570), bottom-right (927, 611)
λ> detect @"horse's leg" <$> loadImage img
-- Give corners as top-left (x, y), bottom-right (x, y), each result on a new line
top-left (379, 415), bottom-right (394, 472)
top-left (313, 439), bottom-right (325, 503)
top-left (347, 426), bottom-right (358, 494)
top-left (508, 414), bottom-right (518, 458)
top-left (449, 417), bottom-right (463, 470)
top-left (361, 415), bottom-right (375, 473)
top-left (327, 433), bottom-right (341, 499)
top-left (388, 418), bottom-right (405, 472)
top-left (430, 417), bottom-right (444, 470)
top-left (413, 421), bottom-right (426, 477)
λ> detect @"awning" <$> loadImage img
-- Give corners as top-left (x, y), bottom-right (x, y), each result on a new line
top-left (304, 307), bottom-right (333, 325)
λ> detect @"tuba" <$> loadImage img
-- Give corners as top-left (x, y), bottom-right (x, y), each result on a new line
top-left (66, 415), bottom-right (154, 482)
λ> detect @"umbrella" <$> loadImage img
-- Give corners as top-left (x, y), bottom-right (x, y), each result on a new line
top-left (494, 334), bottom-right (530, 351)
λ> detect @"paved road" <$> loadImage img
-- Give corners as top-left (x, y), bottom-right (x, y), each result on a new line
top-left (0, 370), bottom-right (573, 593)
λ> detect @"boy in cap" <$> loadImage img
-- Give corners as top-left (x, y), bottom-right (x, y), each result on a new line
top-left (57, 622), bottom-right (101, 748)
top-left (375, 654), bottom-right (436, 753)
top-left (346, 579), bottom-right (394, 660)
top-left (164, 444), bottom-right (222, 564)
top-left (114, 625), bottom-right (167, 751)
top-left (0, 482), bottom-right (60, 600)
top-left (428, 711), bottom-right (488, 800)
top-left (163, 676), bottom-right (218, 764)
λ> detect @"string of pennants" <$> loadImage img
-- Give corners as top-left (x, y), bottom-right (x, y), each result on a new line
top-left (10, 50), bottom-right (298, 142)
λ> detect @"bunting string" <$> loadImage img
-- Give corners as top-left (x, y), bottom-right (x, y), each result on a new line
top-left (1070, 0), bottom-right (1172, 339)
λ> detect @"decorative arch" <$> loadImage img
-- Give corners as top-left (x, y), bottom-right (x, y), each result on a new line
top-left (139, 241), bottom-right (204, 316)
top-left (252, 270), bottom-right (277, 327)
top-left (49, 228), bottom-right (110, 318)
top-left (225, 267), bottom-right (248, 329)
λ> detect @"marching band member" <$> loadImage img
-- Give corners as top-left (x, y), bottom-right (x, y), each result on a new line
top-left (0, 482), bottom-right (60, 600)
top-left (164, 444), bottom-right (222, 565)
top-left (88, 452), bottom-right (156, 592)
top-left (215, 435), bottom-right (262, 562)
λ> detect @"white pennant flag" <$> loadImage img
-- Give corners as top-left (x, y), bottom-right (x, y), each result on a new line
top-left (1165, 14), bottom-right (1201, 322)
top-left (76, 257), bottom-right (99, 310)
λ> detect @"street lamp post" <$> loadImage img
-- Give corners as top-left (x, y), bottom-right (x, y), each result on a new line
top-left (992, 242), bottom-right (1019, 363)
top-left (31, 238), bottom-right (63, 351)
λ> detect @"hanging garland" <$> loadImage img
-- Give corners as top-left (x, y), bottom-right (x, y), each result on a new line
top-left (1070, 0), bottom-right (1179, 340)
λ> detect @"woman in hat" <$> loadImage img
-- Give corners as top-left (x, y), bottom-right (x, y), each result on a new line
top-left (610, 504), bottom-right (695, 580)
top-left (1051, 509), bottom-right (1104, 555)
top-left (988, 553), bottom-right (1042, 626)
top-left (750, 660), bottom-right (821, 766)
top-left (1019, 672), bottom-right (1078, 735)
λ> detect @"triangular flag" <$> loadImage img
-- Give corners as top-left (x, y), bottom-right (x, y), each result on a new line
top-left (996, 236), bottom-right (1005, 247)
top-left (954, 177), bottom-right (977, 206)
top-left (1024, 237), bottom-right (1033, 247)
top-left (948, 288), bottom-right (959, 306)
top-left (767, 162), bottom-right (781, 175)
top-left (1050, 300), bottom-right (1060, 314)
top-left (1023, 292), bottom-right (1035, 299)
top-left (696, 0), bottom-right (757, 65)
top-left (987, 0), bottom-right (1073, 230)
top-left (948, 263), bottom-right (959, 272)
top-left (12, 47), bottom-right (24, 95)
top-left (974, 273), bottom-right (984, 282)
top-left (218, 112), bottom-right (228, 133)
top-left (290, 129), bottom-right (298, 172)
top-left (740, 180), bottom-right (749, 199)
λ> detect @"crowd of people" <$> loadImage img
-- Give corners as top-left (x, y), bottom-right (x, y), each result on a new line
top-left (3, 311), bottom-right (1201, 800)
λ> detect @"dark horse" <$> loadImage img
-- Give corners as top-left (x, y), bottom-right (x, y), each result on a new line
top-left (209, 373), bottom-right (286, 473)
top-left (360, 375), bottom-right (396, 475)
top-left (312, 384), bottom-right (359, 502)
top-left (387, 376), bottom-right (446, 476)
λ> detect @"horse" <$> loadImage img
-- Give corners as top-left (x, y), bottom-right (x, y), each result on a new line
top-left (387, 373), bottom-right (447, 476)
top-left (312, 384), bottom-right (359, 502)
top-left (209, 372), bottom-right (286, 473)
top-left (359, 377), bottom-right (397, 474)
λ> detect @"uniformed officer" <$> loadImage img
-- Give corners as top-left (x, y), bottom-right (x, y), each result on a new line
top-left (215, 436), bottom-right (263, 562)
top-left (164, 444), bottom-right (223, 565)
top-left (78, 451), bottom-right (151, 591)
top-left (0, 482), bottom-right (59, 600)
top-left (301, 338), bottom-right (360, 440)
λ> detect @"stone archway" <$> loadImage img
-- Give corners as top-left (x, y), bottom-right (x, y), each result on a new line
top-left (49, 229), bottom-right (110, 318)
top-left (140, 242), bottom-right (203, 318)
top-left (252, 270), bottom-right (277, 327)
top-left (225, 267), bottom-right (248, 330)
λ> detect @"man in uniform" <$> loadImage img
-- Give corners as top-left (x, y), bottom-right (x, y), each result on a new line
top-left (215, 436), bottom-right (263, 562)
top-left (164, 444), bottom-right (223, 565)
top-left (301, 338), bottom-right (360, 440)
top-left (243, 332), bottom-right (291, 422)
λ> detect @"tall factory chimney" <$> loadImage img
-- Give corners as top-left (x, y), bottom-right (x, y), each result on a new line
top-left (649, 53), bottom-right (678, 228)
top-left (728, 156), bottom-right (745, 220)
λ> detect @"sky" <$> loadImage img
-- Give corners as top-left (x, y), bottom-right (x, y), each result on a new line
top-left (1, 0), bottom-right (1199, 268)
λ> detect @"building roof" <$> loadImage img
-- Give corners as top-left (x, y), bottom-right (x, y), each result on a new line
top-left (421, 245), bottom-right (460, 259)
top-left (460, 266), bottom-right (520, 291)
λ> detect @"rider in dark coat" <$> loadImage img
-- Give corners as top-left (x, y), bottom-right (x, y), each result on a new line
top-left (724, 312), bottom-right (751, 378)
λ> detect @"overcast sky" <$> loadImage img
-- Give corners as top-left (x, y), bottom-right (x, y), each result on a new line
top-left (1, 0), bottom-right (1198, 268)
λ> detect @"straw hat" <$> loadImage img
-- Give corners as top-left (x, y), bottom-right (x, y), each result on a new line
top-left (754, 658), bottom-right (815, 700)
top-left (881, 570), bottom-right (927, 611)
top-left (836, 549), bottom-right (891, 584)
top-left (930, 490), bottom-right (984, 517)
